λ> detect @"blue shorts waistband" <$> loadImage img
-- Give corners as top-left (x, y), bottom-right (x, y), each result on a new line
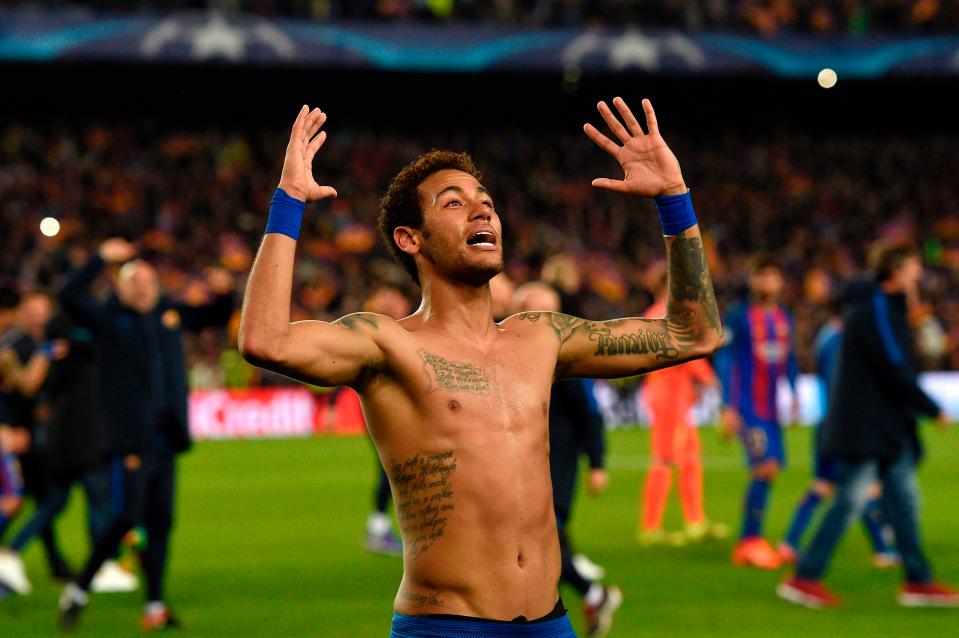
top-left (390, 611), bottom-right (576, 638)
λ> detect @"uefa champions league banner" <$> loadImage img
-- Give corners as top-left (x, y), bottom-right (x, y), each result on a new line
top-left (188, 372), bottom-right (959, 440)
top-left (2, 8), bottom-right (959, 77)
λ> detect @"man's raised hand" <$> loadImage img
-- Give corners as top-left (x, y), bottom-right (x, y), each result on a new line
top-left (278, 105), bottom-right (338, 203)
top-left (99, 237), bottom-right (137, 264)
top-left (584, 97), bottom-right (687, 198)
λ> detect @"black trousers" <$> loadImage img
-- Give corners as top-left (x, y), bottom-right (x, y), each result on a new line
top-left (77, 449), bottom-right (176, 603)
top-left (17, 446), bottom-right (69, 573)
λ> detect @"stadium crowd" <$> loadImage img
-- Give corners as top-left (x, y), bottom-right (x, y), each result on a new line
top-left (1, 121), bottom-right (957, 378)
top-left (4, 0), bottom-right (959, 35)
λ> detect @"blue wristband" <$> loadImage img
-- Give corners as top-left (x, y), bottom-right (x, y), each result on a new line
top-left (39, 342), bottom-right (56, 359)
top-left (265, 188), bottom-right (306, 240)
top-left (654, 190), bottom-right (697, 236)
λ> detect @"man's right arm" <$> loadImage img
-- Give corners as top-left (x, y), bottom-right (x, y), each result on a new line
top-left (238, 105), bottom-right (385, 388)
top-left (239, 235), bottom-right (385, 387)
top-left (58, 238), bottom-right (137, 334)
top-left (58, 253), bottom-right (109, 334)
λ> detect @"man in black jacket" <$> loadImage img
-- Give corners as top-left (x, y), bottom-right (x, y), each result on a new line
top-left (56, 238), bottom-right (234, 630)
top-left (778, 244), bottom-right (958, 609)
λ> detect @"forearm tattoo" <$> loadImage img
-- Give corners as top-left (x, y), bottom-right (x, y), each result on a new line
top-left (665, 233), bottom-right (721, 346)
top-left (390, 451), bottom-right (458, 559)
top-left (516, 234), bottom-right (719, 373)
top-left (517, 313), bottom-right (678, 368)
top-left (418, 349), bottom-right (492, 395)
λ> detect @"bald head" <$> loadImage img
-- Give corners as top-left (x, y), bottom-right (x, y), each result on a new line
top-left (118, 259), bottom-right (161, 314)
top-left (510, 281), bottom-right (561, 315)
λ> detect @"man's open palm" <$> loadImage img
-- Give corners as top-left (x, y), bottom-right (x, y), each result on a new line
top-left (584, 97), bottom-right (686, 198)
top-left (278, 105), bottom-right (338, 203)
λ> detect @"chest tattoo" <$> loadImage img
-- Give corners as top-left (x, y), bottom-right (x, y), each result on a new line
top-left (418, 349), bottom-right (492, 395)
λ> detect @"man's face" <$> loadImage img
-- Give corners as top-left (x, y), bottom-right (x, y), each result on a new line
top-left (117, 261), bottom-right (161, 314)
top-left (893, 255), bottom-right (923, 291)
top-left (17, 294), bottom-right (52, 339)
top-left (750, 266), bottom-right (784, 303)
top-left (413, 169), bottom-right (504, 286)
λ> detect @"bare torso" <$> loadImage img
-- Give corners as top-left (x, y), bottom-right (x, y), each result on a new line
top-left (356, 313), bottom-right (561, 620)
top-left (241, 96), bottom-right (723, 627)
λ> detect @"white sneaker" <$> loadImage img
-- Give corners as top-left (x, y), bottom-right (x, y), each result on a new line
top-left (91, 560), bottom-right (138, 593)
top-left (0, 549), bottom-right (31, 594)
top-left (573, 553), bottom-right (606, 580)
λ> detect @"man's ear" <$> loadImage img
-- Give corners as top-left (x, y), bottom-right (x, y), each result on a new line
top-left (394, 227), bottom-right (421, 256)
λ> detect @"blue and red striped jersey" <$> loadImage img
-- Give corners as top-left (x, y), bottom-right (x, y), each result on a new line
top-left (717, 301), bottom-right (798, 423)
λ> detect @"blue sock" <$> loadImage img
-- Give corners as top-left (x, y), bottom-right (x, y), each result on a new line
top-left (784, 490), bottom-right (822, 549)
top-left (741, 479), bottom-right (770, 539)
top-left (861, 498), bottom-right (891, 554)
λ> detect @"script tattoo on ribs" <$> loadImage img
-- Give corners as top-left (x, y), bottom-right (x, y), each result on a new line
top-left (418, 350), bottom-right (492, 395)
top-left (390, 450), bottom-right (458, 559)
top-left (401, 588), bottom-right (445, 608)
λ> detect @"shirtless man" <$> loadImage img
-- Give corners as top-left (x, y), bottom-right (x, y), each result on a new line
top-left (239, 97), bottom-right (723, 637)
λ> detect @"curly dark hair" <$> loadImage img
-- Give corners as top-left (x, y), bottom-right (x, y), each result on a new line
top-left (378, 150), bottom-right (483, 284)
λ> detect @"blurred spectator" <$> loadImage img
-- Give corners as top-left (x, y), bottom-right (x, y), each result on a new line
top-left (1, 119), bottom-right (958, 382)
top-left (0, 291), bottom-right (73, 590)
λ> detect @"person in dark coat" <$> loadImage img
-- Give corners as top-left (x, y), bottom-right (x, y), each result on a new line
top-left (777, 243), bottom-right (958, 609)
top-left (0, 313), bottom-right (128, 595)
top-left (56, 238), bottom-right (234, 631)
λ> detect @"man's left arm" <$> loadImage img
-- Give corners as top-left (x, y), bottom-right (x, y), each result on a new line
top-left (533, 97), bottom-right (722, 379)
top-left (0, 346), bottom-right (56, 398)
top-left (175, 267), bottom-right (236, 332)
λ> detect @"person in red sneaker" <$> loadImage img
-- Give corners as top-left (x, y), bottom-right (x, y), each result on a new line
top-left (898, 582), bottom-right (959, 608)
top-left (777, 576), bottom-right (839, 609)
top-left (778, 244), bottom-right (958, 609)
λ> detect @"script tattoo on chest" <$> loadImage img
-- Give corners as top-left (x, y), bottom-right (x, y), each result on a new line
top-left (418, 349), bottom-right (492, 395)
top-left (390, 450), bottom-right (458, 559)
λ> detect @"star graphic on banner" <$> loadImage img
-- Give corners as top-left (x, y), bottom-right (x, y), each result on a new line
top-left (190, 15), bottom-right (247, 61)
top-left (140, 13), bottom-right (296, 62)
top-left (608, 30), bottom-right (661, 70)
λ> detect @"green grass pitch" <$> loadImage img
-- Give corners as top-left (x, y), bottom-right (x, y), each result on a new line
top-left (3, 426), bottom-right (957, 636)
